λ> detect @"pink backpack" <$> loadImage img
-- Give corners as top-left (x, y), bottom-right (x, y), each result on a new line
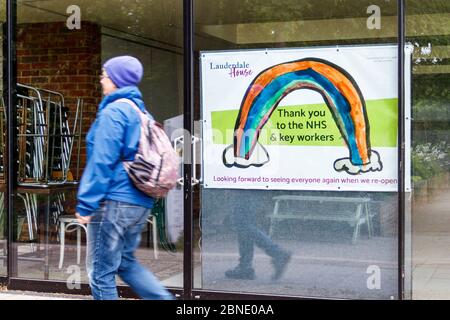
top-left (117, 99), bottom-right (180, 198)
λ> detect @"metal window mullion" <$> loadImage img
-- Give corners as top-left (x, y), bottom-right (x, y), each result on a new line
top-left (5, 0), bottom-right (18, 281)
top-left (397, 0), bottom-right (406, 301)
top-left (183, 0), bottom-right (194, 300)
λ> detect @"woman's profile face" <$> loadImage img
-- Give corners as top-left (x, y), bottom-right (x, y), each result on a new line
top-left (100, 69), bottom-right (117, 96)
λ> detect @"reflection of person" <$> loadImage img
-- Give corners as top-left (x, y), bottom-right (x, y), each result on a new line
top-left (225, 190), bottom-right (291, 281)
top-left (75, 56), bottom-right (173, 300)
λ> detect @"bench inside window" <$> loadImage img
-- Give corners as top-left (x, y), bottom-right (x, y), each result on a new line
top-left (267, 195), bottom-right (373, 244)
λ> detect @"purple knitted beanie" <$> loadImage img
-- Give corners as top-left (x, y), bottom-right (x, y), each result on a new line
top-left (103, 56), bottom-right (143, 88)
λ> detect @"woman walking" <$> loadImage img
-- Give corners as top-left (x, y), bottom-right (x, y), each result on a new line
top-left (76, 56), bottom-right (173, 300)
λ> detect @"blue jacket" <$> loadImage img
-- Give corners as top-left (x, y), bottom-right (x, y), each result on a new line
top-left (76, 86), bottom-right (155, 216)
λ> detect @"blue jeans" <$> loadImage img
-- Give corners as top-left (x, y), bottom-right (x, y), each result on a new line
top-left (86, 200), bottom-right (174, 300)
top-left (231, 204), bottom-right (284, 269)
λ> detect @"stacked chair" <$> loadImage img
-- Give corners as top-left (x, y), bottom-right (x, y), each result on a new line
top-left (14, 84), bottom-right (84, 271)
top-left (17, 83), bottom-right (83, 185)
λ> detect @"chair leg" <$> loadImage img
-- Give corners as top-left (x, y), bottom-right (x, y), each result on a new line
top-left (152, 217), bottom-right (158, 259)
top-left (365, 203), bottom-right (373, 238)
top-left (351, 204), bottom-right (363, 244)
top-left (22, 195), bottom-right (35, 252)
top-left (76, 226), bottom-right (81, 265)
top-left (352, 222), bottom-right (360, 244)
top-left (84, 225), bottom-right (88, 266)
top-left (269, 200), bottom-right (280, 238)
top-left (146, 220), bottom-right (151, 248)
top-left (58, 221), bottom-right (65, 269)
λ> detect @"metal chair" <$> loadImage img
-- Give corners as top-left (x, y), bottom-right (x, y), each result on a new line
top-left (58, 215), bottom-right (158, 269)
top-left (16, 83), bottom-right (83, 186)
top-left (147, 215), bottom-right (159, 259)
top-left (58, 215), bottom-right (87, 269)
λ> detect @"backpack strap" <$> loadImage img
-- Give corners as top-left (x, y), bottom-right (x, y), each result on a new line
top-left (117, 98), bottom-right (168, 133)
top-left (116, 98), bottom-right (143, 114)
top-left (115, 98), bottom-right (151, 162)
top-left (115, 98), bottom-right (154, 122)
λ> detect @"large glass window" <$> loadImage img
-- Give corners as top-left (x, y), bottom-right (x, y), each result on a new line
top-left (407, 0), bottom-right (450, 300)
top-left (195, 0), bottom-right (400, 299)
top-left (14, 0), bottom-right (183, 291)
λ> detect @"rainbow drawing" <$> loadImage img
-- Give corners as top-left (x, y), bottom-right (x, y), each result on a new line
top-left (222, 58), bottom-right (383, 175)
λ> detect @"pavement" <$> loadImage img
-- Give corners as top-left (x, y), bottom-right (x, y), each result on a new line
top-left (0, 181), bottom-right (449, 300)
top-left (0, 289), bottom-right (90, 300)
top-left (411, 185), bottom-right (450, 300)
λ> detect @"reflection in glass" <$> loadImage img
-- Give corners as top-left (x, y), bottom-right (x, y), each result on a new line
top-left (15, 0), bottom-right (184, 289)
top-left (407, 0), bottom-right (450, 300)
top-left (195, 0), bottom-right (399, 299)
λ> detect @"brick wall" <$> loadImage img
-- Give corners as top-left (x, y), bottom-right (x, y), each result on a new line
top-left (17, 21), bottom-right (102, 179)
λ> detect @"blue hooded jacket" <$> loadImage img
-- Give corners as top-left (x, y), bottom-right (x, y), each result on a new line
top-left (76, 86), bottom-right (155, 216)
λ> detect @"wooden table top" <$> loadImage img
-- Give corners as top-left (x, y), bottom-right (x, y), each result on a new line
top-left (0, 182), bottom-right (79, 193)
